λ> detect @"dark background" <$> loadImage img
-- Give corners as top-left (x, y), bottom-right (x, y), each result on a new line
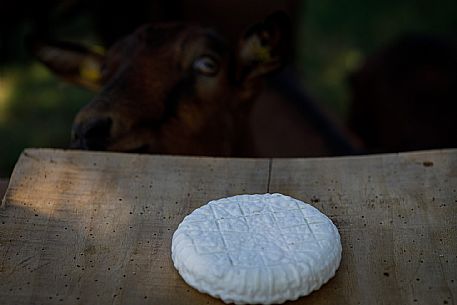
top-left (1, 0), bottom-right (456, 177)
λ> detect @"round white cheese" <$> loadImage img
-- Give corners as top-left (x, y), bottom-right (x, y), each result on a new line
top-left (171, 193), bottom-right (342, 304)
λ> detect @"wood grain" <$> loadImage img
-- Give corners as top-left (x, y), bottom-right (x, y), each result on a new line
top-left (0, 148), bottom-right (456, 305)
top-left (269, 151), bottom-right (457, 305)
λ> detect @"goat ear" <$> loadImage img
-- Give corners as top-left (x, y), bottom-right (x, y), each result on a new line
top-left (28, 38), bottom-right (105, 91)
top-left (236, 11), bottom-right (291, 84)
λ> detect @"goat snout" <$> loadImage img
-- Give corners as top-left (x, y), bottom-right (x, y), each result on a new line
top-left (71, 117), bottom-right (112, 150)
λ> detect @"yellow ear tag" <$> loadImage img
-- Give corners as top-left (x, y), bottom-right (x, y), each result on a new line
top-left (80, 58), bottom-right (101, 82)
top-left (251, 36), bottom-right (272, 62)
top-left (241, 36), bottom-right (272, 63)
top-left (255, 45), bottom-right (272, 62)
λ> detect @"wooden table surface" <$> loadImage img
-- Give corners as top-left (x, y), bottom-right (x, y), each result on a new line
top-left (0, 148), bottom-right (456, 305)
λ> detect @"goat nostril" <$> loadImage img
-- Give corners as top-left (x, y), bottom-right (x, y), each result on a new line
top-left (84, 118), bottom-right (112, 140)
top-left (72, 117), bottom-right (112, 150)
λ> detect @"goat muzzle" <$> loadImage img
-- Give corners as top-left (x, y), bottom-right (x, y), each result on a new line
top-left (70, 117), bottom-right (113, 151)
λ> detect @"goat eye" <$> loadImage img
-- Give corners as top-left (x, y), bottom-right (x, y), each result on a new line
top-left (193, 56), bottom-right (219, 76)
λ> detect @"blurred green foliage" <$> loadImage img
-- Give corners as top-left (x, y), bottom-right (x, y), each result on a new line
top-left (0, 0), bottom-right (456, 177)
top-left (297, 0), bottom-right (457, 116)
top-left (0, 64), bottom-right (93, 176)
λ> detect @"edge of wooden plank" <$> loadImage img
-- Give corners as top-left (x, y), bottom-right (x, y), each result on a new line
top-left (272, 148), bottom-right (457, 162)
top-left (16, 147), bottom-right (457, 161)
top-left (0, 150), bottom-right (28, 209)
top-left (16, 147), bottom-right (457, 167)
top-left (3, 147), bottom-right (456, 209)
top-left (0, 178), bottom-right (9, 200)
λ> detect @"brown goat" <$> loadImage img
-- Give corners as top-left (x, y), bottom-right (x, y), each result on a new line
top-left (33, 11), bottom-right (362, 157)
top-left (32, 13), bottom-right (293, 156)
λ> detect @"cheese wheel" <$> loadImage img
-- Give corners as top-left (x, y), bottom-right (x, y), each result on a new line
top-left (171, 193), bottom-right (342, 304)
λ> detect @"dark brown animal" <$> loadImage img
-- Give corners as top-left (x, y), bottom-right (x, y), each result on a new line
top-left (349, 35), bottom-right (457, 152)
top-left (32, 11), bottom-right (361, 157)
top-left (33, 13), bottom-right (291, 156)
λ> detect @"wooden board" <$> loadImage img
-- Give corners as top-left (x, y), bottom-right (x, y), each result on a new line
top-left (0, 148), bottom-right (456, 305)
